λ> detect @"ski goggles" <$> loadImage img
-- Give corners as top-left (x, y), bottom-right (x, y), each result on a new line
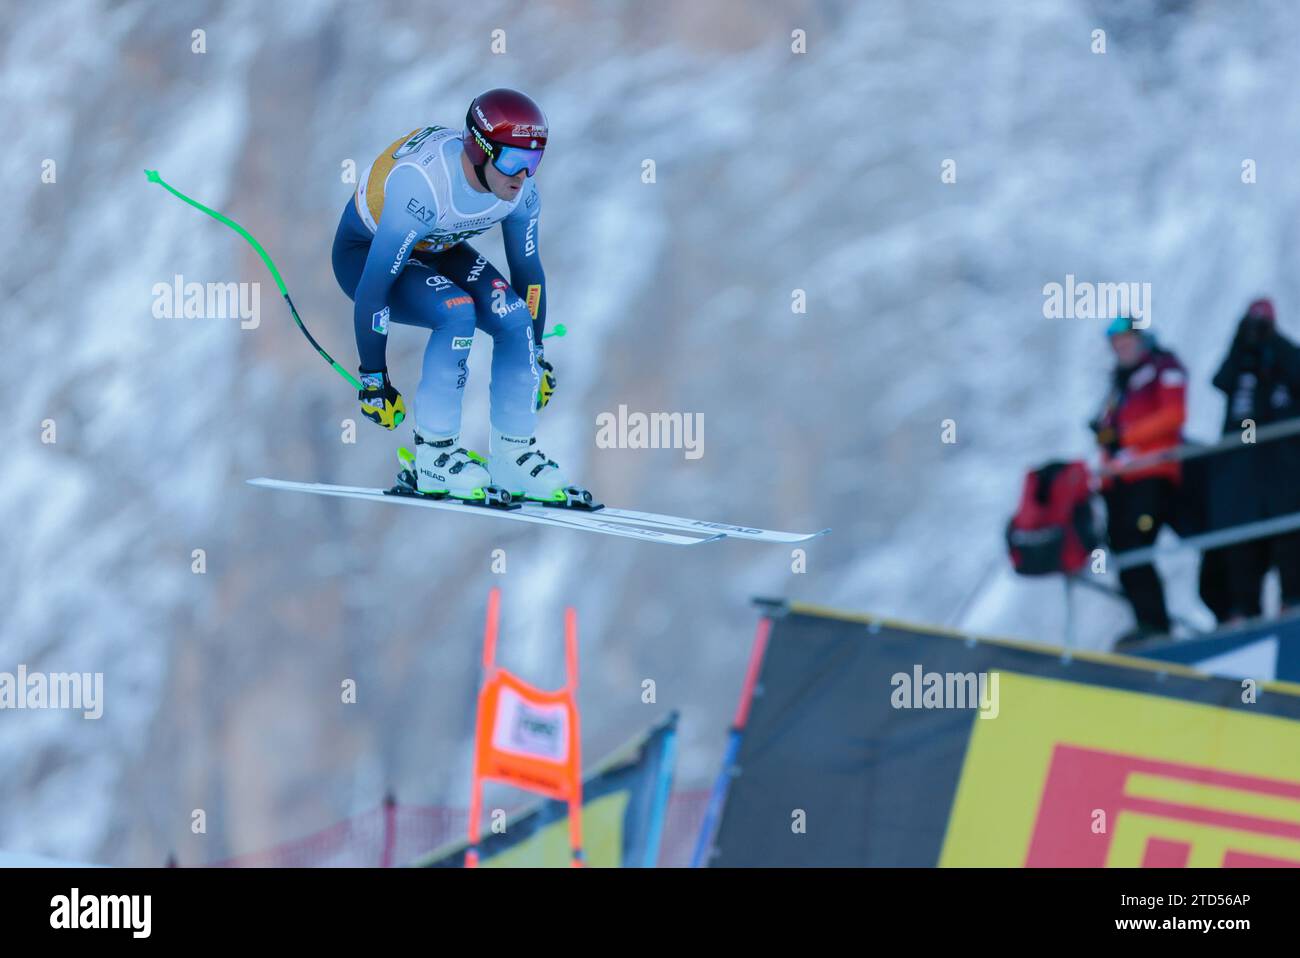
top-left (491, 144), bottom-right (545, 178)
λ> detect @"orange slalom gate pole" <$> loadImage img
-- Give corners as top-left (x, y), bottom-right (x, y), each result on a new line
top-left (565, 605), bottom-right (584, 867)
top-left (464, 588), bottom-right (585, 868)
top-left (465, 587), bottom-right (502, 868)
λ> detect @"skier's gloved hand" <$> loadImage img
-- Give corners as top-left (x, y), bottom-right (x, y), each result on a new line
top-left (535, 351), bottom-right (557, 411)
top-left (358, 368), bottom-right (406, 430)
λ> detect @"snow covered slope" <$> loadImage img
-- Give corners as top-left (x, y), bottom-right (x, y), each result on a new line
top-left (3, 0), bottom-right (1299, 863)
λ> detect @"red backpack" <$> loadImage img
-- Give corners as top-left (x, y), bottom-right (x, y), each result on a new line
top-left (1006, 461), bottom-right (1098, 576)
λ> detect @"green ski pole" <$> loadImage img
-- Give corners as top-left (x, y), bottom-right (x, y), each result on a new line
top-left (144, 169), bottom-right (362, 390)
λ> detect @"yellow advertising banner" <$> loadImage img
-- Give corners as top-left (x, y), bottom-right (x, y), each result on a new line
top-left (941, 671), bottom-right (1300, 867)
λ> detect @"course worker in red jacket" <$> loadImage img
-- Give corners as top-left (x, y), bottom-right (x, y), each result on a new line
top-left (1090, 317), bottom-right (1188, 644)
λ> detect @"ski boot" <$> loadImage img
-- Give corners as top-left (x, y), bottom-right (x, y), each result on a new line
top-left (487, 428), bottom-right (602, 511)
top-left (393, 431), bottom-right (514, 508)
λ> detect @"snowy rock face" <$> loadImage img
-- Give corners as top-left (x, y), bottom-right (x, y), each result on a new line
top-left (3, 0), bottom-right (1299, 864)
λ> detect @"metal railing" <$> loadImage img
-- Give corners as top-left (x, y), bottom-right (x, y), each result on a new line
top-left (1102, 415), bottom-right (1300, 478)
top-left (1069, 415), bottom-right (1299, 644)
top-left (1112, 508), bottom-right (1300, 571)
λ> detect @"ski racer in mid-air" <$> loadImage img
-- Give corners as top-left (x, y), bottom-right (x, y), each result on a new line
top-left (331, 88), bottom-right (567, 504)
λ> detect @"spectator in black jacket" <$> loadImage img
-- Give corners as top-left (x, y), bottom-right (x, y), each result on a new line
top-left (1208, 298), bottom-right (1300, 619)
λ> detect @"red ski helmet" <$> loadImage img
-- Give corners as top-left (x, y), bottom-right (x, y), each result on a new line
top-left (463, 88), bottom-right (548, 186)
